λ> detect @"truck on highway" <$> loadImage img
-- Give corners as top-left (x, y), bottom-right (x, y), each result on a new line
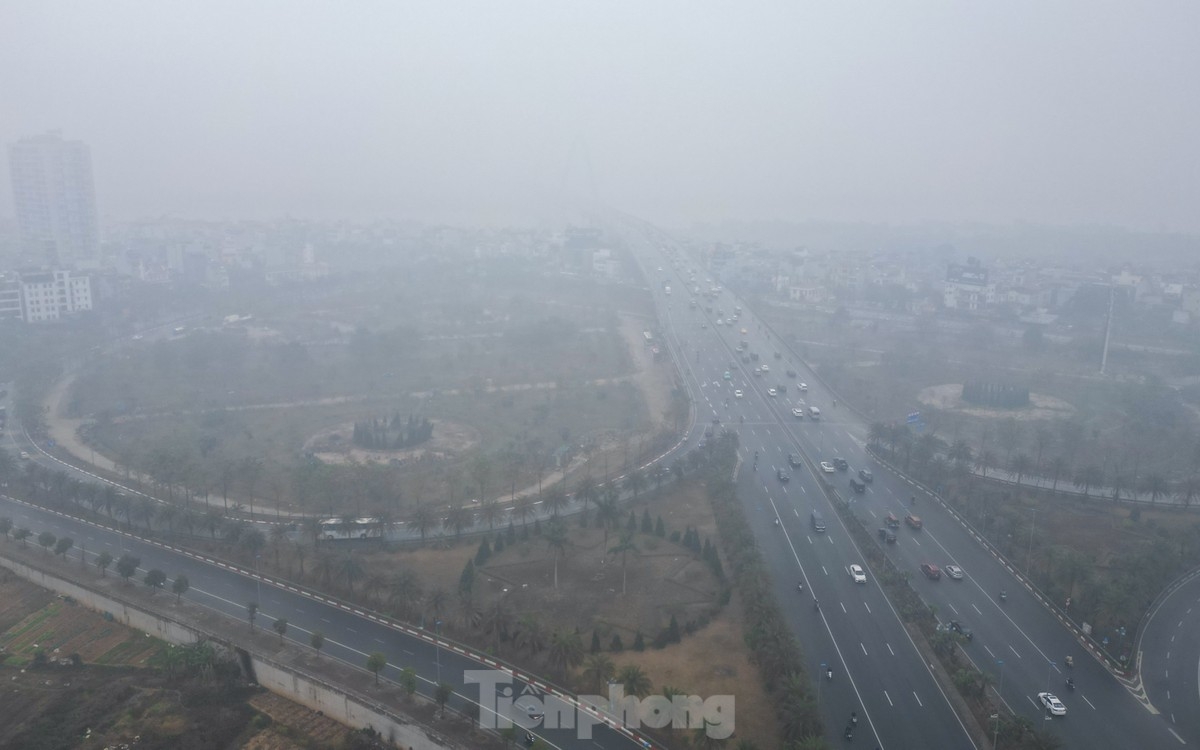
top-left (808, 406), bottom-right (821, 420)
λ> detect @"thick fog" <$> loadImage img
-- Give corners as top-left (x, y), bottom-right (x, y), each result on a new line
top-left (2, 1), bottom-right (1198, 230)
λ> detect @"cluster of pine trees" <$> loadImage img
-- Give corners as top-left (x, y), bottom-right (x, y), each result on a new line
top-left (961, 381), bottom-right (1030, 408)
top-left (352, 413), bottom-right (434, 450)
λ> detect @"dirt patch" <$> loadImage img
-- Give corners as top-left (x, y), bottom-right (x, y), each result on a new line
top-left (305, 418), bottom-right (480, 467)
top-left (918, 383), bottom-right (1076, 420)
top-left (0, 578), bottom-right (159, 667)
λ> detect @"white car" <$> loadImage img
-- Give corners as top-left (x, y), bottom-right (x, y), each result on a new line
top-left (820, 461), bottom-right (835, 473)
top-left (799, 383), bottom-right (808, 392)
top-left (767, 388), bottom-right (777, 397)
top-left (945, 565), bottom-right (964, 580)
top-left (792, 408), bottom-right (804, 418)
top-left (849, 564), bottom-right (867, 584)
top-left (734, 390), bottom-right (744, 399)
top-left (760, 364), bottom-right (770, 373)
top-left (1038, 692), bottom-right (1067, 716)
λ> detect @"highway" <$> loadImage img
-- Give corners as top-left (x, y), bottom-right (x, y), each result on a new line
top-left (0, 494), bottom-right (644, 750)
top-left (1139, 570), bottom-right (1200, 744)
top-left (626, 224), bottom-right (1182, 748)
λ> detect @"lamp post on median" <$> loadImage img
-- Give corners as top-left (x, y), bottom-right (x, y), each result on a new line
top-left (1026, 506), bottom-right (1038, 573)
top-left (254, 554), bottom-right (262, 608)
top-left (435, 619), bottom-right (443, 683)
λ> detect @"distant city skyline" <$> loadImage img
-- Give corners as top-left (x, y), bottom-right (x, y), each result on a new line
top-left (8, 130), bottom-right (99, 266)
top-left (2, 3), bottom-right (1197, 233)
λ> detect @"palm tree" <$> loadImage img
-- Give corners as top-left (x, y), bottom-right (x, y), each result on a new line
top-left (408, 503), bottom-right (438, 544)
top-left (514, 613), bottom-right (548, 655)
top-left (443, 505), bottom-right (473, 538)
top-left (1073, 465), bottom-right (1104, 498)
top-left (608, 531), bottom-right (639, 595)
top-left (867, 422), bottom-right (888, 449)
top-left (543, 486), bottom-right (568, 517)
top-left (581, 653), bottom-right (615, 693)
top-left (1047, 456), bottom-right (1069, 493)
top-left (543, 520), bottom-right (570, 588)
top-left (622, 469), bottom-right (646, 501)
top-left (480, 499), bottom-right (504, 529)
top-left (614, 664), bottom-right (652, 697)
top-left (975, 450), bottom-right (997, 479)
top-left (338, 554), bottom-right (365, 594)
top-left (1141, 473), bottom-right (1168, 504)
top-left (1010, 453), bottom-right (1033, 486)
top-left (547, 629), bottom-right (584, 680)
top-left (479, 600), bottom-right (512, 652)
top-left (272, 617), bottom-right (289, 644)
top-left (594, 496), bottom-right (620, 550)
top-left (1176, 476), bottom-right (1200, 509)
top-left (95, 551), bottom-right (113, 576)
top-left (512, 494), bottom-right (536, 527)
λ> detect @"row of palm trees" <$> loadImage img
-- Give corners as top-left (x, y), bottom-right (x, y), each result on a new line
top-left (868, 421), bottom-right (1196, 505)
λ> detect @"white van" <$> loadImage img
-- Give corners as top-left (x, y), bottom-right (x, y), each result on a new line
top-left (808, 406), bottom-right (821, 420)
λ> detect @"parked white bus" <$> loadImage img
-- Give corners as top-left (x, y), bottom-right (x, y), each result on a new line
top-left (318, 517), bottom-right (383, 540)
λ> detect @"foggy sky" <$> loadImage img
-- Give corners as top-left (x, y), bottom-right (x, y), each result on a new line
top-left (3, 2), bottom-right (1198, 231)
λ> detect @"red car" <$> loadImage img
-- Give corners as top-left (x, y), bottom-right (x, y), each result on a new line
top-left (920, 563), bottom-right (941, 580)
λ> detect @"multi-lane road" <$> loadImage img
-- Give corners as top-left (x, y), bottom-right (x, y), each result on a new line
top-left (0, 223), bottom-right (1193, 748)
top-left (628, 226), bottom-right (1182, 748)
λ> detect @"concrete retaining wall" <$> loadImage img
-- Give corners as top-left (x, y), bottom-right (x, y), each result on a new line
top-left (0, 554), bottom-right (450, 750)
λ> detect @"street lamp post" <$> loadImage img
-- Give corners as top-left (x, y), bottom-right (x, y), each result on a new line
top-left (435, 619), bottom-right (443, 683)
top-left (255, 554), bottom-right (262, 608)
top-left (994, 658), bottom-right (1005, 748)
top-left (1026, 507), bottom-right (1038, 572)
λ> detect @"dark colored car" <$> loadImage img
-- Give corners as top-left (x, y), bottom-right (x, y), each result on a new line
top-left (788, 454), bottom-right (803, 468)
top-left (947, 620), bottom-right (973, 640)
top-left (832, 457), bottom-right (849, 471)
top-left (849, 478), bottom-right (866, 493)
top-left (920, 563), bottom-right (941, 580)
top-left (885, 512), bottom-right (900, 529)
top-left (858, 469), bottom-right (873, 483)
top-left (786, 370), bottom-right (797, 378)
top-left (777, 468), bottom-right (790, 482)
top-left (878, 527), bottom-right (897, 543)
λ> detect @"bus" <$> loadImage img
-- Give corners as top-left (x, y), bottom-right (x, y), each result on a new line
top-left (318, 517), bottom-right (384, 541)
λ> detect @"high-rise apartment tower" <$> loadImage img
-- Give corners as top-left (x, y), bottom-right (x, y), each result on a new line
top-left (8, 131), bottom-right (99, 266)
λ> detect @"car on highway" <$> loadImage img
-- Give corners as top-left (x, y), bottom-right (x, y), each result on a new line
top-left (767, 388), bottom-right (777, 397)
top-left (741, 328), bottom-right (748, 335)
top-left (820, 461), bottom-right (835, 473)
top-left (788, 454), bottom-right (803, 467)
top-left (734, 389), bottom-right (743, 398)
top-left (849, 564), bottom-right (867, 584)
top-left (885, 512), bottom-right (900, 528)
top-left (878, 527), bottom-right (897, 543)
top-left (944, 564), bottom-right (964, 580)
top-left (920, 563), bottom-right (941, 580)
top-left (1038, 692), bottom-right (1067, 716)
top-left (785, 370), bottom-right (797, 378)
top-left (905, 513), bottom-right (923, 529)
top-left (753, 366), bottom-right (762, 375)
top-left (832, 457), bottom-right (848, 471)
top-left (777, 468), bottom-right (790, 482)
top-left (849, 477), bottom-right (866, 493)
top-left (19, 451), bottom-right (30, 460)
top-left (760, 364), bottom-right (770, 372)
top-left (858, 469), bottom-right (873, 483)
top-left (723, 371), bottom-right (731, 380)
top-left (774, 351), bottom-right (782, 359)
top-left (799, 382), bottom-right (808, 391)
top-left (791, 407), bottom-right (804, 418)
top-left (946, 620), bottom-right (973, 640)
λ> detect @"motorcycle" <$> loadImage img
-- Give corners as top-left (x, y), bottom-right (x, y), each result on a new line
top-left (999, 590), bottom-right (1008, 602)
top-left (1064, 656), bottom-right (1074, 668)
top-left (826, 668), bottom-right (833, 681)
top-left (797, 582), bottom-right (804, 593)
top-left (1066, 678), bottom-right (1075, 692)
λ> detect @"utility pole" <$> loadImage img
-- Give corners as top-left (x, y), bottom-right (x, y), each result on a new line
top-left (1100, 284), bottom-right (1115, 375)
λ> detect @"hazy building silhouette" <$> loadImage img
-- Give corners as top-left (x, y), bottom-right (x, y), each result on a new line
top-left (8, 131), bottom-right (99, 266)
